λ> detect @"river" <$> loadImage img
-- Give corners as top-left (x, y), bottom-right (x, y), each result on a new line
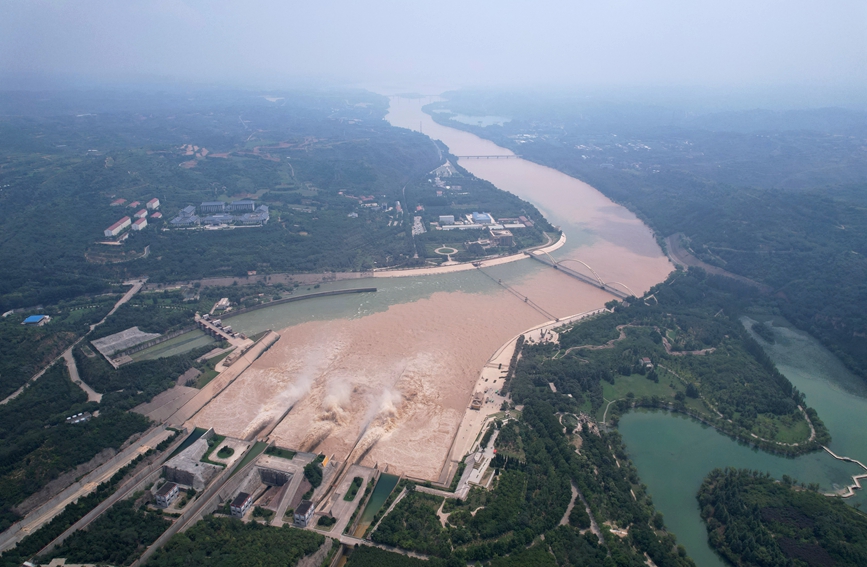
top-left (184, 96), bottom-right (867, 566)
top-left (189, 95), bottom-right (670, 483)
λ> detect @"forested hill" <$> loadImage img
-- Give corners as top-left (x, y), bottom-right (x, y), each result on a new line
top-left (0, 89), bottom-right (440, 311)
top-left (424, 92), bottom-right (867, 380)
top-left (698, 468), bottom-right (867, 567)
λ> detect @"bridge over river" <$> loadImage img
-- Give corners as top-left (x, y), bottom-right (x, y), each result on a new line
top-left (527, 251), bottom-right (635, 300)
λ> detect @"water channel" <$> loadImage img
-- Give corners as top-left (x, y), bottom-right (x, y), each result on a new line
top-left (189, 96), bottom-right (867, 565)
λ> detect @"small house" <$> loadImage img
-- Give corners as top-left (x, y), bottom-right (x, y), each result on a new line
top-left (155, 482), bottom-right (180, 508)
top-left (294, 499), bottom-right (315, 527)
top-left (231, 492), bottom-right (253, 518)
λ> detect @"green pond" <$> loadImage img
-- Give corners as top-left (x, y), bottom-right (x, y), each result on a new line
top-left (619, 318), bottom-right (867, 567)
top-left (353, 473), bottom-right (400, 538)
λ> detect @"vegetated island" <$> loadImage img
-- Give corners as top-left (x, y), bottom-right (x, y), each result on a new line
top-left (514, 267), bottom-right (828, 456)
top-left (698, 468), bottom-right (867, 567)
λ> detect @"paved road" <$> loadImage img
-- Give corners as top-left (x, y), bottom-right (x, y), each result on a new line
top-left (665, 234), bottom-right (771, 292)
top-left (0, 426), bottom-right (172, 553)
top-left (1, 279), bottom-right (145, 406)
top-left (63, 349), bottom-right (101, 403)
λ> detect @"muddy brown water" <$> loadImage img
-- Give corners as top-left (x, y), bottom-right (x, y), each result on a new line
top-left (190, 96), bottom-right (672, 482)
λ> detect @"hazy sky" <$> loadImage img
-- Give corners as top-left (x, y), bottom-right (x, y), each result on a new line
top-left (1, 0), bottom-right (865, 92)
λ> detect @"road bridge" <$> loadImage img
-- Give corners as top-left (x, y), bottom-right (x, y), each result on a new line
top-left (455, 154), bottom-right (520, 159)
top-left (527, 251), bottom-right (634, 300)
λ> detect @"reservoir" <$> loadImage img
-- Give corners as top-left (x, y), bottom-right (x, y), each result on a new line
top-left (186, 95), bottom-right (867, 566)
top-left (190, 95), bottom-right (671, 482)
top-left (619, 318), bottom-right (867, 566)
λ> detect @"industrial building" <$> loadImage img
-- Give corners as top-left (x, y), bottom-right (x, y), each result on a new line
top-left (240, 205), bottom-right (269, 224)
top-left (230, 492), bottom-right (253, 517)
top-left (147, 198), bottom-right (160, 210)
top-left (171, 205), bottom-right (199, 226)
top-left (22, 315), bottom-right (50, 326)
top-left (439, 215), bottom-right (455, 224)
top-left (162, 436), bottom-right (222, 490)
top-left (104, 216), bottom-right (132, 237)
top-left (294, 500), bottom-right (315, 527)
top-left (201, 213), bottom-right (235, 226)
top-left (228, 200), bottom-right (255, 212)
top-left (132, 217), bottom-right (147, 231)
top-left (490, 229), bottom-right (514, 247)
top-left (200, 201), bottom-right (226, 214)
top-left (472, 212), bottom-right (494, 224)
top-left (155, 482), bottom-right (179, 508)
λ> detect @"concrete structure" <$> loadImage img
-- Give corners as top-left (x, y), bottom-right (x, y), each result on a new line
top-left (439, 215), bottom-right (455, 224)
top-left (240, 205), bottom-right (269, 224)
top-left (132, 218), bottom-right (147, 231)
top-left (91, 327), bottom-right (161, 358)
top-left (147, 198), bottom-right (160, 210)
top-left (472, 212), bottom-right (493, 224)
top-left (258, 467), bottom-right (291, 487)
top-left (171, 205), bottom-right (199, 226)
top-left (134, 209), bottom-right (148, 219)
top-left (22, 315), bottom-right (50, 326)
top-left (441, 224), bottom-right (487, 231)
top-left (200, 201), bottom-right (226, 214)
top-left (163, 436), bottom-right (222, 491)
top-left (294, 499), bottom-right (315, 527)
top-left (228, 200), bottom-right (255, 212)
top-left (110, 198), bottom-right (126, 206)
top-left (230, 492), bottom-right (253, 517)
top-left (490, 229), bottom-right (514, 247)
top-left (104, 216), bottom-right (132, 237)
top-left (155, 482), bottom-right (179, 508)
top-left (201, 213), bottom-right (234, 226)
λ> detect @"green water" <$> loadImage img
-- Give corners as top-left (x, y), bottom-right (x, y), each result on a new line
top-left (619, 319), bottom-right (867, 567)
top-left (168, 427), bottom-right (207, 458)
top-left (130, 329), bottom-right (215, 361)
top-left (353, 473), bottom-right (399, 537)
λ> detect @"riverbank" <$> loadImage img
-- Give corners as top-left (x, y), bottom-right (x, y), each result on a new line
top-left (372, 232), bottom-right (566, 278)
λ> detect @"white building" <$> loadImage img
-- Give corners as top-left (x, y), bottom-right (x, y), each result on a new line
top-left (134, 209), bottom-right (148, 219)
top-left (231, 492), bottom-right (253, 517)
top-left (155, 482), bottom-right (179, 508)
top-left (104, 216), bottom-right (131, 237)
top-left (147, 198), bottom-right (160, 210)
top-left (294, 499), bottom-right (315, 527)
top-left (132, 217), bottom-right (147, 231)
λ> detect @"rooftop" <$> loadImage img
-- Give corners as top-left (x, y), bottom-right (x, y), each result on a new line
top-left (156, 482), bottom-right (178, 497)
top-left (296, 500), bottom-right (313, 516)
top-left (231, 492), bottom-right (251, 508)
top-left (23, 315), bottom-right (47, 324)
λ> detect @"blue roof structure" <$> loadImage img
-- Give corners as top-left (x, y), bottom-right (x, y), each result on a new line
top-left (23, 315), bottom-right (47, 324)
